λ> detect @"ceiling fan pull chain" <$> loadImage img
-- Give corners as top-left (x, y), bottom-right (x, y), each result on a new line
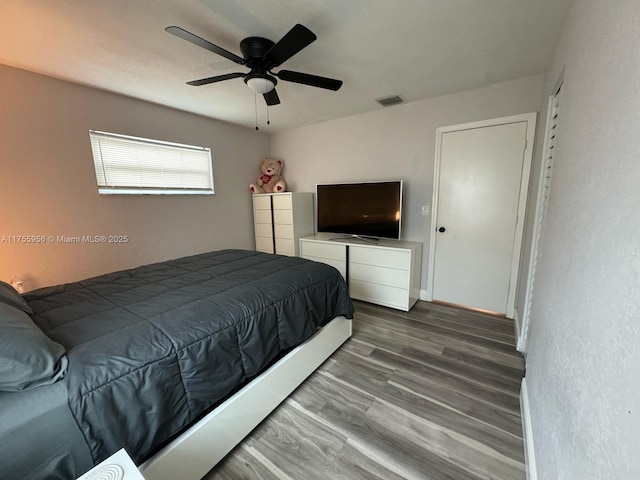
top-left (267, 104), bottom-right (270, 125)
top-left (254, 91), bottom-right (259, 130)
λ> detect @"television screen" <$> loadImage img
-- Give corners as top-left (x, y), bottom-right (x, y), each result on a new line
top-left (316, 181), bottom-right (402, 239)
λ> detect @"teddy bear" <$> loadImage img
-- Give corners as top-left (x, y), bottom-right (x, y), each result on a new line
top-left (249, 158), bottom-right (287, 194)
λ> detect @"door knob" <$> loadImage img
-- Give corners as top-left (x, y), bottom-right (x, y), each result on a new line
top-left (438, 227), bottom-right (446, 233)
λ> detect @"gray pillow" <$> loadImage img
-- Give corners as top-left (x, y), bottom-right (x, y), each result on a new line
top-left (0, 302), bottom-right (68, 391)
top-left (0, 280), bottom-right (33, 315)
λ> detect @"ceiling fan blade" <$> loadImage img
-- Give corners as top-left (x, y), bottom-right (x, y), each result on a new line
top-left (166, 26), bottom-right (245, 65)
top-left (263, 89), bottom-right (281, 106)
top-left (276, 70), bottom-right (343, 91)
top-left (263, 24), bottom-right (316, 68)
top-left (187, 72), bottom-right (245, 86)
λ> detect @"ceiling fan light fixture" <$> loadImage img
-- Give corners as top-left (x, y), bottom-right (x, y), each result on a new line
top-left (244, 73), bottom-right (277, 94)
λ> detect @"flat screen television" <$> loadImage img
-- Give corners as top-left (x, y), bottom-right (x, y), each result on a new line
top-left (316, 181), bottom-right (403, 239)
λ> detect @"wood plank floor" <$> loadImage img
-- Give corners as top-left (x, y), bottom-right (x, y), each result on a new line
top-left (204, 300), bottom-right (526, 480)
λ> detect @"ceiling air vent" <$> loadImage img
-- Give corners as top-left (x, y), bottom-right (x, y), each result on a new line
top-left (376, 95), bottom-right (404, 107)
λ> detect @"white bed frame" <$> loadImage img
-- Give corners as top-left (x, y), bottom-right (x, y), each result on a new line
top-left (140, 316), bottom-right (352, 480)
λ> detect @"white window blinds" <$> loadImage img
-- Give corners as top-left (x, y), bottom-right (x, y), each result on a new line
top-left (89, 130), bottom-right (214, 195)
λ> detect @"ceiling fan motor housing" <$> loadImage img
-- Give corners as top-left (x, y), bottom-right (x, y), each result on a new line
top-left (240, 37), bottom-right (275, 67)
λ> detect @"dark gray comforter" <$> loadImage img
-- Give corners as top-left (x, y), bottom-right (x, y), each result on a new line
top-left (25, 250), bottom-right (353, 466)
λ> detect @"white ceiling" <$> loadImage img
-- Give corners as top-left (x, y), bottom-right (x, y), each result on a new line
top-left (0, 0), bottom-right (571, 132)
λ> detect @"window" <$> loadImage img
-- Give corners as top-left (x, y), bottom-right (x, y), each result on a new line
top-left (89, 130), bottom-right (214, 195)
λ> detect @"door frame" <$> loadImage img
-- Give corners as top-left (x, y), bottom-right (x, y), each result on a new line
top-left (426, 113), bottom-right (537, 318)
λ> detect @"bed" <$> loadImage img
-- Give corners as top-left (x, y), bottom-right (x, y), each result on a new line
top-left (0, 249), bottom-right (353, 480)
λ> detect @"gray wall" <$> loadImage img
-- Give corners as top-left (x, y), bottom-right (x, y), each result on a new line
top-left (525, 0), bottom-right (640, 478)
top-left (271, 75), bottom-right (544, 298)
top-left (0, 64), bottom-right (269, 290)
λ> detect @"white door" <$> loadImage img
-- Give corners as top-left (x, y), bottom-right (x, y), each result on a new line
top-left (428, 114), bottom-right (536, 315)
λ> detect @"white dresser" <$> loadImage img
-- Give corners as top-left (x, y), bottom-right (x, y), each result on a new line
top-left (253, 192), bottom-right (314, 256)
top-left (300, 233), bottom-right (422, 311)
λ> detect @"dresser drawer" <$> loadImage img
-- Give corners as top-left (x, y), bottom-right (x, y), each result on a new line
top-left (255, 236), bottom-right (273, 253)
top-left (350, 245), bottom-right (410, 270)
top-left (255, 223), bottom-right (272, 237)
top-left (303, 255), bottom-right (347, 279)
top-left (275, 238), bottom-right (295, 256)
top-left (349, 263), bottom-right (409, 289)
top-left (273, 209), bottom-right (293, 225)
top-left (253, 195), bottom-right (271, 210)
top-left (300, 240), bottom-right (346, 262)
top-left (272, 194), bottom-right (293, 210)
top-left (254, 209), bottom-right (273, 224)
top-left (274, 223), bottom-right (294, 240)
top-left (349, 279), bottom-right (408, 310)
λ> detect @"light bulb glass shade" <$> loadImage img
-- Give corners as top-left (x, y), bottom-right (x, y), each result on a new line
top-left (246, 77), bottom-right (275, 94)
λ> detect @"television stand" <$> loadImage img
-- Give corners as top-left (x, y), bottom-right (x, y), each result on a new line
top-left (328, 234), bottom-right (379, 244)
top-left (300, 233), bottom-right (422, 311)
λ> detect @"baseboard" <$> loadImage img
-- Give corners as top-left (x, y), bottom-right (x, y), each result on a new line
top-left (520, 378), bottom-right (538, 480)
top-left (420, 289), bottom-right (428, 301)
top-left (514, 309), bottom-right (521, 344)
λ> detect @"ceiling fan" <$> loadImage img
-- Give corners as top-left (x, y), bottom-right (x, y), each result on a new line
top-left (166, 24), bottom-right (343, 106)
